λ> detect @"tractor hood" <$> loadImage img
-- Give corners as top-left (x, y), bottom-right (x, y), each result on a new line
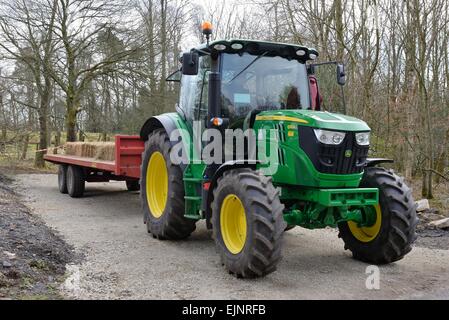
top-left (255, 110), bottom-right (371, 132)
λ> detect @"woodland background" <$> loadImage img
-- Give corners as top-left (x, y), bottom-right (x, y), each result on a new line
top-left (0, 0), bottom-right (448, 202)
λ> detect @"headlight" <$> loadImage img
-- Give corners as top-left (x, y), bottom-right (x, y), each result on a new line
top-left (355, 132), bottom-right (370, 146)
top-left (314, 129), bottom-right (346, 145)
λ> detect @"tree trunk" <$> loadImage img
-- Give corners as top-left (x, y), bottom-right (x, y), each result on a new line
top-left (54, 131), bottom-right (61, 154)
top-left (147, 1), bottom-right (157, 97)
top-left (403, 1), bottom-right (416, 181)
top-left (20, 133), bottom-right (29, 161)
top-left (66, 100), bottom-right (78, 142)
top-left (35, 104), bottom-right (48, 168)
top-left (0, 93), bottom-right (6, 153)
top-left (159, 0), bottom-right (167, 113)
top-left (55, 131), bottom-right (61, 147)
top-left (34, 70), bottom-right (54, 167)
top-left (421, 170), bottom-right (429, 198)
top-left (0, 128), bottom-right (5, 154)
top-left (335, 0), bottom-right (344, 62)
top-left (435, 128), bottom-right (449, 183)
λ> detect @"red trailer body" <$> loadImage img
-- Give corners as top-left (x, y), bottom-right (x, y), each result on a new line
top-left (44, 135), bottom-right (145, 181)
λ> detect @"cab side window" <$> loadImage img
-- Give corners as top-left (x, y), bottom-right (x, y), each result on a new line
top-left (195, 56), bottom-right (211, 121)
top-left (179, 74), bottom-right (198, 121)
top-left (179, 55), bottom-right (211, 122)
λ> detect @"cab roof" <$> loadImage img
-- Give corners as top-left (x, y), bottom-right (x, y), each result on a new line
top-left (193, 39), bottom-right (319, 62)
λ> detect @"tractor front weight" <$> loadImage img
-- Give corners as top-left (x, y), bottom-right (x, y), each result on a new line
top-left (282, 187), bottom-right (379, 229)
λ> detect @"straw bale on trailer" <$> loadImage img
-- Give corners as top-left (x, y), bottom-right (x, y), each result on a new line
top-left (65, 142), bottom-right (87, 157)
top-left (65, 142), bottom-right (116, 161)
top-left (94, 143), bottom-right (115, 161)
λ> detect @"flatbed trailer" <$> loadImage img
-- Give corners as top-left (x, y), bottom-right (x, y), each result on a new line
top-left (44, 135), bottom-right (145, 197)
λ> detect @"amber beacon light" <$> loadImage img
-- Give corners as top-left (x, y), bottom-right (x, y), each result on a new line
top-left (202, 21), bottom-right (213, 35)
top-left (202, 21), bottom-right (213, 45)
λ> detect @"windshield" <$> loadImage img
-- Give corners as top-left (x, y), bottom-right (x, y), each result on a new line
top-left (221, 53), bottom-right (310, 124)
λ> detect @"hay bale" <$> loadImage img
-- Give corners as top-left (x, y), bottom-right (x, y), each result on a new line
top-left (65, 142), bottom-right (85, 157)
top-left (64, 142), bottom-right (115, 161)
top-left (94, 143), bottom-right (115, 161)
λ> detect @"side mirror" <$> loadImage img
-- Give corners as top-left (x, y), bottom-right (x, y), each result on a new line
top-left (182, 52), bottom-right (199, 76)
top-left (337, 63), bottom-right (346, 86)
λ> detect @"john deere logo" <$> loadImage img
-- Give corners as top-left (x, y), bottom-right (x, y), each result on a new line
top-left (345, 150), bottom-right (353, 158)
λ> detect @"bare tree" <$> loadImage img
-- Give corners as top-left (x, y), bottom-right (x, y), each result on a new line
top-left (47, 0), bottom-right (139, 141)
top-left (0, 0), bottom-right (58, 167)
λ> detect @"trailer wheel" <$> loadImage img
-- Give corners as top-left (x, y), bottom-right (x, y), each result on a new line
top-left (338, 167), bottom-right (418, 264)
top-left (126, 180), bottom-right (140, 192)
top-left (58, 165), bottom-right (68, 194)
top-left (140, 129), bottom-right (196, 240)
top-left (67, 165), bottom-right (85, 198)
top-left (211, 169), bottom-right (286, 278)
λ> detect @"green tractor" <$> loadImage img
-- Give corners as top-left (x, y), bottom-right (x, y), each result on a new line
top-left (139, 24), bottom-right (418, 278)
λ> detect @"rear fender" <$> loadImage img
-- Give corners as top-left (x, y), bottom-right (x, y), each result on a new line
top-left (366, 158), bottom-right (394, 167)
top-left (140, 114), bottom-right (180, 142)
top-left (140, 113), bottom-right (190, 170)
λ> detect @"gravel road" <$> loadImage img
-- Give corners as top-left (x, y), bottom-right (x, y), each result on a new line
top-left (16, 174), bottom-right (449, 300)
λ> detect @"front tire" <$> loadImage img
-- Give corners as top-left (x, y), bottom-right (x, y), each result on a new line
top-left (338, 167), bottom-right (418, 264)
top-left (140, 129), bottom-right (196, 240)
top-left (212, 169), bottom-right (286, 278)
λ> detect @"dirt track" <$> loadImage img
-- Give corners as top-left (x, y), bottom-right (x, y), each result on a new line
top-left (14, 174), bottom-right (449, 300)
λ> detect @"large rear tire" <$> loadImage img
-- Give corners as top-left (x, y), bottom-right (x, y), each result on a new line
top-left (338, 167), bottom-right (418, 264)
top-left (140, 129), bottom-right (196, 240)
top-left (212, 169), bottom-right (286, 278)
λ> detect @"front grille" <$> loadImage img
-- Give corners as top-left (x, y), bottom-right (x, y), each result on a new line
top-left (298, 127), bottom-right (369, 175)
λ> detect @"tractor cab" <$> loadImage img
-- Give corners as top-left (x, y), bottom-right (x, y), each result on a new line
top-left (176, 38), bottom-right (346, 131)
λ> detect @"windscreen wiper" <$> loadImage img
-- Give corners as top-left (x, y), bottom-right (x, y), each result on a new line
top-left (229, 51), bottom-right (268, 83)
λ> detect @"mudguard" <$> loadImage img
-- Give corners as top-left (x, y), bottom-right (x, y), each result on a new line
top-left (140, 113), bottom-right (180, 142)
top-left (366, 158), bottom-right (394, 167)
top-left (140, 113), bottom-right (190, 171)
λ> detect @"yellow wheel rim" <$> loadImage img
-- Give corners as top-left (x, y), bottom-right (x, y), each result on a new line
top-left (348, 205), bottom-right (382, 243)
top-left (220, 194), bottom-right (247, 255)
top-left (146, 152), bottom-right (168, 218)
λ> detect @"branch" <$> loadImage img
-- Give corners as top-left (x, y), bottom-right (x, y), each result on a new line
top-left (8, 92), bottom-right (38, 110)
top-left (424, 169), bottom-right (449, 182)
